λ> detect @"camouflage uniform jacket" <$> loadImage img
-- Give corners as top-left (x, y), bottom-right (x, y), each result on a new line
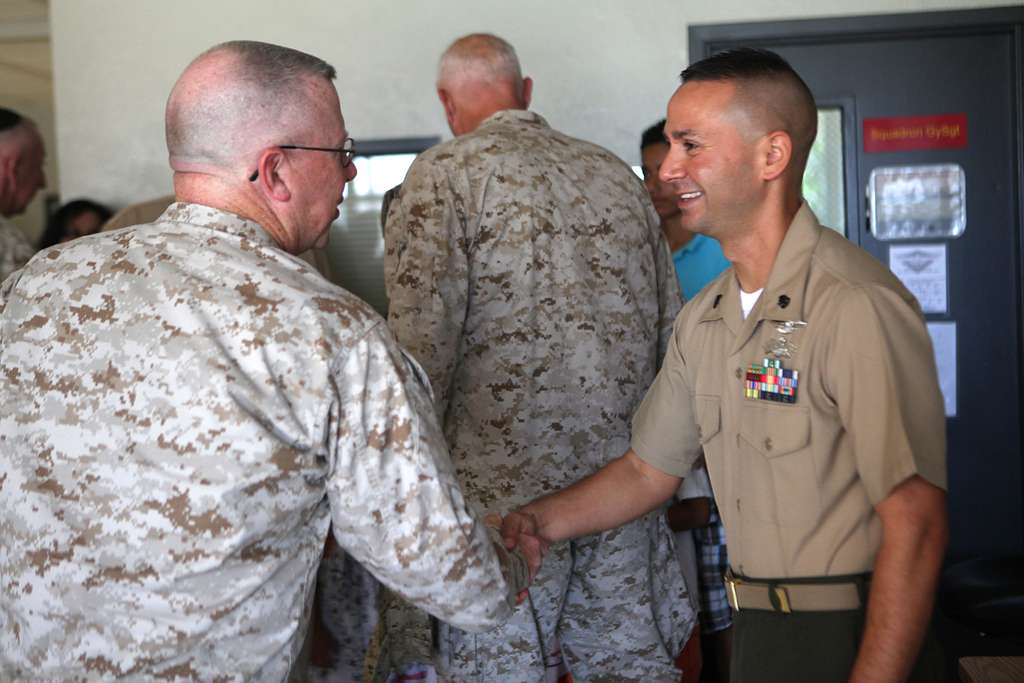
top-left (0, 203), bottom-right (513, 682)
top-left (0, 216), bottom-right (35, 284)
top-left (384, 111), bottom-right (691, 678)
top-left (385, 109), bottom-right (682, 509)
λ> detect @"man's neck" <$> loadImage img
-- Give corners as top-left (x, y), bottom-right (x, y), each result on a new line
top-left (662, 214), bottom-right (695, 253)
top-left (462, 103), bottom-right (524, 135)
top-left (721, 197), bottom-right (801, 292)
top-left (174, 173), bottom-right (292, 250)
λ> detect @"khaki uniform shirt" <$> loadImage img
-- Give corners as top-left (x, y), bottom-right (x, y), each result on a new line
top-left (633, 205), bottom-right (947, 579)
top-left (0, 203), bottom-right (512, 682)
top-left (0, 216), bottom-right (35, 284)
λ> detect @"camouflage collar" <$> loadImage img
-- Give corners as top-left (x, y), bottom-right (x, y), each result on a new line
top-left (478, 109), bottom-right (549, 131)
top-left (157, 202), bottom-right (277, 248)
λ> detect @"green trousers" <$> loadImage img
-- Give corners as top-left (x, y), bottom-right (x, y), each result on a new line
top-left (731, 585), bottom-right (944, 682)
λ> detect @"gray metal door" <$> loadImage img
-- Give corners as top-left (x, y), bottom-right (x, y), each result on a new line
top-left (692, 7), bottom-right (1024, 559)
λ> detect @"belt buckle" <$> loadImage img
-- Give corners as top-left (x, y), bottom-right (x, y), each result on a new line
top-left (769, 584), bottom-right (792, 614)
top-left (725, 570), bottom-right (741, 612)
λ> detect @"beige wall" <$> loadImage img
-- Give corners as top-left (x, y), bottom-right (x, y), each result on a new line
top-left (50, 0), bottom-right (1009, 210)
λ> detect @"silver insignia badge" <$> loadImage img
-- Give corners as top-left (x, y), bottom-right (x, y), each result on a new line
top-left (765, 320), bottom-right (807, 359)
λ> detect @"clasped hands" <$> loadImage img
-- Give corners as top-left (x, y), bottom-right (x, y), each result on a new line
top-left (484, 510), bottom-right (549, 604)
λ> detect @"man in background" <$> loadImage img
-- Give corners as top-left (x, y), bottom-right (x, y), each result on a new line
top-left (640, 119), bottom-right (730, 301)
top-left (384, 33), bottom-right (690, 682)
top-left (0, 107), bottom-right (43, 281)
top-left (0, 40), bottom-right (531, 681)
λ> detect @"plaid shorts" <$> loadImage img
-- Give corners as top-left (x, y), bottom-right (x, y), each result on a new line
top-left (693, 503), bottom-right (733, 633)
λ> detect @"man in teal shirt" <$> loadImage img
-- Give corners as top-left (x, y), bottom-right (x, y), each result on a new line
top-left (641, 120), bottom-right (731, 300)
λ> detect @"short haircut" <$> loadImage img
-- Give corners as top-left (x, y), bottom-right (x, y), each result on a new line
top-left (211, 39), bottom-right (336, 83)
top-left (681, 48), bottom-right (817, 171)
top-left (641, 119), bottom-right (667, 151)
top-left (0, 107), bottom-right (25, 133)
top-left (681, 47), bottom-right (803, 88)
top-left (166, 40), bottom-right (337, 168)
top-left (437, 33), bottom-right (523, 90)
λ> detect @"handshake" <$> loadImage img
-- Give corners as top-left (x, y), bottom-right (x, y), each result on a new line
top-left (373, 510), bottom-right (555, 681)
top-left (484, 510), bottom-right (549, 604)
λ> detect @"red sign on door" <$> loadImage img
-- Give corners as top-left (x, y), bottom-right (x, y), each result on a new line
top-left (863, 113), bottom-right (967, 153)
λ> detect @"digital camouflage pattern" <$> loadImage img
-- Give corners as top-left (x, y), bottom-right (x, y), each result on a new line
top-left (0, 216), bottom-right (35, 284)
top-left (0, 203), bottom-right (517, 682)
top-left (384, 110), bottom-right (693, 682)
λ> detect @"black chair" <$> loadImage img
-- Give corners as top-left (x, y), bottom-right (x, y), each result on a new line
top-left (940, 556), bottom-right (1024, 641)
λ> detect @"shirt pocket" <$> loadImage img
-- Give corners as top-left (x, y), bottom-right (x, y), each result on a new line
top-left (738, 403), bottom-right (819, 527)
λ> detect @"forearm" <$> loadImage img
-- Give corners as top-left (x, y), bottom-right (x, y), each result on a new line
top-left (519, 448), bottom-right (680, 543)
top-left (850, 538), bottom-right (943, 682)
top-left (330, 332), bottom-right (511, 632)
top-left (850, 477), bottom-right (948, 683)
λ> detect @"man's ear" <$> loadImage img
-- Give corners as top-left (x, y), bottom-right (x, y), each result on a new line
top-left (761, 131), bottom-right (793, 182)
top-left (0, 156), bottom-right (16, 210)
top-left (520, 76), bottom-right (533, 109)
top-left (438, 88), bottom-right (456, 126)
top-left (253, 149), bottom-right (291, 202)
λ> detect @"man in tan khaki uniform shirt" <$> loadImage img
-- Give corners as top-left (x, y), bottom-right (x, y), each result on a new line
top-left (634, 201), bottom-right (948, 580)
top-left (503, 48), bottom-right (948, 683)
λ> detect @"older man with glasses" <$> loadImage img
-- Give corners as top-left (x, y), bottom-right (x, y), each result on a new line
top-left (0, 40), bottom-right (535, 682)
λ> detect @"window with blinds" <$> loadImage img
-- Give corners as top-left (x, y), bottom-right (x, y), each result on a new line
top-left (323, 138), bottom-right (438, 317)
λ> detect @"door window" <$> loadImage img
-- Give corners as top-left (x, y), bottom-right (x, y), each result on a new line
top-left (325, 152), bottom-right (420, 316)
top-left (867, 163), bottom-right (966, 240)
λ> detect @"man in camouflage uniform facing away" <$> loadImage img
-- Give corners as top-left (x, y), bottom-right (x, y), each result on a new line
top-left (384, 33), bottom-right (690, 682)
top-left (0, 40), bottom-right (534, 682)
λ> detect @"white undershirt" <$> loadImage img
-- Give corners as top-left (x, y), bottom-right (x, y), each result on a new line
top-left (739, 288), bottom-right (763, 319)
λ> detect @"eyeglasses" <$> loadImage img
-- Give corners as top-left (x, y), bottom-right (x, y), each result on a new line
top-left (248, 137), bottom-right (356, 181)
top-left (280, 137), bottom-right (356, 168)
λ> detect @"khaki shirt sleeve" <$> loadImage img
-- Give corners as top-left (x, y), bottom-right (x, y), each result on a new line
top-left (631, 315), bottom-right (702, 477)
top-left (383, 158), bottom-right (469, 420)
top-left (324, 322), bottom-right (512, 632)
top-left (827, 285), bottom-right (948, 504)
